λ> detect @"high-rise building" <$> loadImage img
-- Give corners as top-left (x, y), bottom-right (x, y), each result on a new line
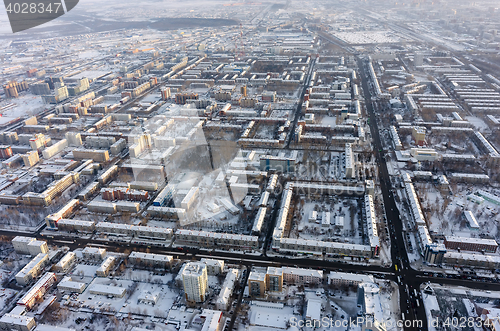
top-left (175, 93), bottom-right (199, 105)
top-left (30, 82), bottom-right (50, 95)
top-left (161, 88), bottom-right (171, 100)
top-left (0, 145), bottom-right (13, 159)
top-left (266, 267), bottom-right (283, 292)
top-left (29, 134), bottom-right (47, 150)
top-left (65, 132), bottom-right (83, 146)
top-left (182, 262), bottom-right (208, 303)
top-left (3, 81), bottom-right (29, 98)
top-left (248, 270), bottom-right (266, 297)
top-left (414, 53), bottom-right (424, 66)
top-left (23, 151), bottom-right (40, 167)
top-left (345, 143), bottom-right (355, 179)
top-left (45, 76), bottom-right (64, 89)
top-left (412, 126), bottom-right (426, 146)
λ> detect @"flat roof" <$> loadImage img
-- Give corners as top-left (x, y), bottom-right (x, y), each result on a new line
top-left (306, 300), bottom-right (322, 321)
top-left (445, 236), bottom-right (498, 246)
top-left (129, 251), bottom-right (173, 262)
top-left (89, 284), bottom-right (126, 296)
top-left (328, 271), bottom-right (374, 283)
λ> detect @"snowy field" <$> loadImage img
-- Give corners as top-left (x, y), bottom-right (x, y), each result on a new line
top-left (333, 31), bottom-right (401, 45)
top-left (0, 93), bottom-right (46, 119)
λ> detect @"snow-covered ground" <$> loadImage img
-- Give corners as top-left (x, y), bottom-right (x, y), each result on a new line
top-left (421, 283), bottom-right (500, 331)
top-left (0, 93), bottom-right (46, 119)
top-left (333, 31), bottom-right (403, 45)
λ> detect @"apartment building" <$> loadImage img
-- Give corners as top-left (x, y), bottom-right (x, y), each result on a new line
top-left (282, 267), bottom-right (323, 285)
top-left (182, 262), bottom-right (208, 303)
top-left (15, 253), bottom-right (49, 286)
top-left (96, 256), bottom-right (116, 277)
top-left (128, 252), bottom-right (173, 268)
top-left (328, 272), bottom-right (374, 287)
top-left (17, 272), bottom-right (57, 310)
top-left (82, 247), bottom-right (106, 261)
top-left (55, 252), bottom-right (76, 273)
top-left (444, 236), bottom-right (498, 253)
top-left (215, 269), bottom-right (239, 311)
top-left (175, 230), bottom-right (258, 249)
top-left (200, 259), bottom-right (224, 276)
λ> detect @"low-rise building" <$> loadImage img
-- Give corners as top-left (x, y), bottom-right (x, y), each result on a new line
top-left (305, 299), bottom-right (322, 324)
top-left (328, 272), bottom-right (374, 287)
top-left (444, 251), bottom-right (500, 270)
top-left (215, 269), bottom-right (239, 310)
top-left (12, 237), bottom-right (48, 256)
top-left (57, 276), bottom-right (86, 293)
top-left (128, 252), bottom-right (173, 268)
top-left (27, 241), bottom-right (48, 256)
top-left (410, 148), bottom-right (438, 161)
top-left (464, 211), bottom-right (479, 230)
top-left (17, 272), bottom-right (57, 310)
top-left (12, 236), bottom-right (35, 255)
top-left (0, 313), bottom-right (36, 331)
top-left (200, 259), bottom-right (224, 275)
top-left (82, 247), bottom-right (106, 261)
top-left (55, 252), bottom-right (76, 273)
top-left (282, 267), bottom-right (323, 285)
top-left (138, 291), bottom-right (160, 306)
top-left (357, 283), bottom-right (386, 331)
top-left (444, 236), bottom-right (498, 253)
top-left (89, 284), bottom-right (126, 298)
top-left (96, 256), bottom-right (116, 277)
top-left (57, 219), bottom-right (96, 233)
top-left (15, 253), bottom-right (49, 286)
top-left (176, 229), bottom-right (258, 250)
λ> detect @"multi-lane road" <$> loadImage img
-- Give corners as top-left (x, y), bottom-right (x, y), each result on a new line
top-left (356, 56), bottom-right (500, 330)
top-left (1, 50), bottom-right (500, 330)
